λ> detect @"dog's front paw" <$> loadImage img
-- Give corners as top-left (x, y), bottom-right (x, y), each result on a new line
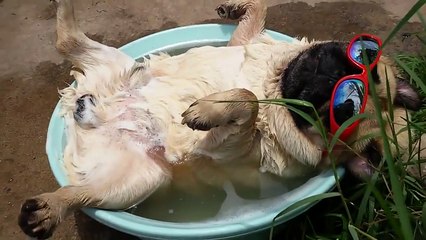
top-left (181, 101), bottom-right (220, 131)
top-left (49, 0), bottom-right (60, 6)
top-left (216, 1), bottom-right (247, 20)
top-left (18, 197), bottom-right (61, 239)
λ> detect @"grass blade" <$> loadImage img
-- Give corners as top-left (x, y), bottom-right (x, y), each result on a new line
top-left (382, 0), bottom-right (426, 48)
top-left (348, 224), bottom-right (360, 240)
top-left (394, 57), bottom-right (426, 93)
top-left (328, 113), bottom-right (372, 151)
top-left (273, 192), bottom-right (342, 222)
top-left (418, 13), bottom-right (426, 29)
top-left (258, 98), bottom-right (328, 140)
top-left (362, 41), bottom-right (413, 239)
top-left (423, 202), bottom-right (426, 234)
top-left (349, 224), bottom-right (378, 240)
top-left (269, 192), bottom-right (341, 239)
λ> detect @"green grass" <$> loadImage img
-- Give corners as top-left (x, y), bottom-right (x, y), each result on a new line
top-left (270, 1), bottom-right (426, 239)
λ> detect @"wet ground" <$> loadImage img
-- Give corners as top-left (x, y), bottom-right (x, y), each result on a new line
top-left (0, 0), bottom-right (425, 239)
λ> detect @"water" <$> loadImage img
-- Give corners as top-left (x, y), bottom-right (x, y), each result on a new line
top-left (129, 163), bottom-right (312, 222)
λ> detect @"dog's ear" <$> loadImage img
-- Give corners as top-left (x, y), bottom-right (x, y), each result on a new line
top-left (394, 78), bottom-right (422, 111)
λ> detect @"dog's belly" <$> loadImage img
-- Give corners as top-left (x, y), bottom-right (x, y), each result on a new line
top-left (136, 45), bottom-right (268, 163)
top-left (64, 44), bottom-right (278, 184)
top-left (146, 45), bottom-right (268, 97)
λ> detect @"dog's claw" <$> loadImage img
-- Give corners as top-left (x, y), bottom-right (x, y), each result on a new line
top-left (18, 198), bottom-right (56, 240)
top-left (216, 5), bottom-right (229, 18)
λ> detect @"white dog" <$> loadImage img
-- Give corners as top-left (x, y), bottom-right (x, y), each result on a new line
top-left (19, 0), bottom-right (423, 239)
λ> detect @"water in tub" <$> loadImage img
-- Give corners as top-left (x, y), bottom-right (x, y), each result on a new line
top-left (130, 163), bottom-right (311, 222)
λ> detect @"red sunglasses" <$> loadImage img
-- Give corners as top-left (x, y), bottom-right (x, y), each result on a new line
top-left (329, 34), bottom-right (383, 141)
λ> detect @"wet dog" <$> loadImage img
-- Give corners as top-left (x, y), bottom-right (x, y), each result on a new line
top-left (18, 0), bottom-right (423, 239)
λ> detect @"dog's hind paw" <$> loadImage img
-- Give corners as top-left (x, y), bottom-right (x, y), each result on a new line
top-left (73, 94), bottom-right (100, 129)
top-left (181, 101), bottom-right (219, 131)
top-left (182, 89), bottom-right (258, 131)
top-left (18, 197), bottom-right (61, 240)
top-left (216, 1), bottom-right (247, 20)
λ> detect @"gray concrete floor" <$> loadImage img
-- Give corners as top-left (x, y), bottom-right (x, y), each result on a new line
top-left (0, 0), bottom-right (425, 239)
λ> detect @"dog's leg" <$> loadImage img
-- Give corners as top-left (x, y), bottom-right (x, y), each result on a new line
top-left (216, 0), bottom-right (266, 46)
top-left (181, 88), bottom-right (260, 162)
top-left (182, 88), bottom-right (262, 191)
top-left (18, 148), bottom-right (170, 239)
top-left (53, 0), bottom-right (135, 72)
top-left (18, 186), bottom-right (100, 239)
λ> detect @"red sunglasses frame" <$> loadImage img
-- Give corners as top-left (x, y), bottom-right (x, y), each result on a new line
top-left (329, 33), bottom-right (383, 142)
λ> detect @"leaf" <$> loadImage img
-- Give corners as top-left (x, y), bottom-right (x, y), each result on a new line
top-left (349, 132), bottom-right (382, 145)
top-left (348, 224), bottom-right (360, 240)
top-left (269, 192), bottom-right (342, 238)
top-left (349, 225), bottom-right (379, 240)
top-left (382, 0), bottom-right (426, 48)
top-left (258, 99), bottom-right (328, 140)
top-left (422, 202), bottom-right (426, 234)
top-left (395, 57), bottom-right (426, 94)
top-left (328, 113), bottom-right (372, 150)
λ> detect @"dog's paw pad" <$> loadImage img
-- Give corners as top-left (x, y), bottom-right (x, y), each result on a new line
top-left (184, 117), bottom-right (216, 131)
top-left (216, 3), bottom-right (246, 20)
top-left (181, 102), bottom-right (217, 131)
top-left (73, 94), bottom-right (99, 128)
top-left (18, 198), bottom-right (56, 239)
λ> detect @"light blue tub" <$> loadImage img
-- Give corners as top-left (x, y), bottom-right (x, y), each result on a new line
top-left (46, 24), bottom-right (344, 239)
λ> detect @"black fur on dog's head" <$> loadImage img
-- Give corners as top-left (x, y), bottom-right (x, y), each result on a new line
top-left (281, 42), bottom-right (362, 128)
top-left (279, 41), bottom-right (423, 179)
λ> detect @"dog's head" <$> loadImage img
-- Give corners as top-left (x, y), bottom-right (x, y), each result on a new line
top-left (280, 41), bottom-right (422, 179)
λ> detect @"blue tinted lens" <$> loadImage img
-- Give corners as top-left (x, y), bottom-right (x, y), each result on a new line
top-left (349, 38), bottom-right (379, 65)
top-left (333, 79), bottom-right (365, 125)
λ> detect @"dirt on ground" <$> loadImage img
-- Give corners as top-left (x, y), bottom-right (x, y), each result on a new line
top-left (0, 0), bottom-right (425, 239)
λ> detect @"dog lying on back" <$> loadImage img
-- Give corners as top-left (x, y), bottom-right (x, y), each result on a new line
top-left (19, 0), bottom-right (423, 239)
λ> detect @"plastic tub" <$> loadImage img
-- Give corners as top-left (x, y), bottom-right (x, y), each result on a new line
top-left (46, 24), bottom-right (344, 239)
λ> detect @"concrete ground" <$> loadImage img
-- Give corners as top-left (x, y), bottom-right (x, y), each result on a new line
top-left (0, 0), bottom-right (425, 239)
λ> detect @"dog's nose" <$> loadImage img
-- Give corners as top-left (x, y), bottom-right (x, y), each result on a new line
top-left (73, 94), bottom-right (98, 129)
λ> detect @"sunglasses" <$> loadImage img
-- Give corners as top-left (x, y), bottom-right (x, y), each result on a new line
top-left (329, 34), bottom-right (383, 141)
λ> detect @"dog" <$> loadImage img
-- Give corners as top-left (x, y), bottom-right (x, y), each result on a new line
top-left (18, 0), bottom-right (424, 239)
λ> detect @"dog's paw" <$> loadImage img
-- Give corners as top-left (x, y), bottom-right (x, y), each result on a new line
top-left (18, 197), bottom-right (60, 239)
top-left (181, 101), bottom-right (220, 131)
top-left (49, 0), bottom-right (60, 7)
top-left (216, 1), bottom-right (247, 20)
top-left (73, 94), bottom-right (99, 129)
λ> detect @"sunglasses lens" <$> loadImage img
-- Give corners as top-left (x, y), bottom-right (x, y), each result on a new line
top-left (349, 37), bottom-right (380, 66)
top-left (333, 79), bottom-right (366, 126)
